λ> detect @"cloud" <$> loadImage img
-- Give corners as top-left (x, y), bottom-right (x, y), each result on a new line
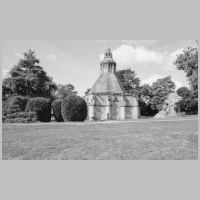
top-left (46, 54), bottom-right (58, 61)
top-left (174, 80), bottom-right (183, 89)
top-left (14, 53), bottom-right (23, 58)
top-left (100, 45), bottom-right (184, 72)
top-left (120, 40), bottom-right (161, 49)
top-left (161, 48), bottom-right (184, 71)
top-left (100, 45), bottom-right (163, 65)
top-left (100, 44), bottom-right (163, 66)
top-left (141, 75), bottom-right (163, 85)
top-left (141, 74), bottom-right (183, 90)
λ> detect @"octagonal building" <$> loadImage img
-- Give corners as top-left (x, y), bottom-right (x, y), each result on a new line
top-left (85, 48), bottom-right (139, 120)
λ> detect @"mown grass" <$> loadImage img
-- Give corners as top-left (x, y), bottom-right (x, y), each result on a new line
top-left (2, 116), bottom-right (198, 160)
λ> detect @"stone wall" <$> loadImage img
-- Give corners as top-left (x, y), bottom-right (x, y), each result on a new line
top-left (85, 94), bottom-right (139, 120)
top-left (125, 106), bottom-right (139, 119)
top-left (110, 103), bottom-right (121, 120)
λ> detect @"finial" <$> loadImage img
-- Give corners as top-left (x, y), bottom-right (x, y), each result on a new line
top-left (104, 46), bottom-right (112, 58)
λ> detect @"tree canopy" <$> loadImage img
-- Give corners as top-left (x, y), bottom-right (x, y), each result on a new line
top-left (176, 86), bottom-right (198, 113)
top-left (148, 76), bottom-right (176, 112)
top-left (176, 87), bottom-right (191, 98)
top-left (138, 84), bottom-right (151, 103)
top-left (116, 68), bottom-right (140, 95)
top-left (116, 69), bottom-right (176, 115)
top-left (55, 84), bottom-right (78, 99)
top-left (174, 47), bottom-right (198, 97)
top-left (2, 50), bottom-right (57, 98)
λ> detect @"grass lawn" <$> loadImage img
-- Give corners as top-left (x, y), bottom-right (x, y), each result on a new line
top-left (2, 116), bottom-right (198, 160)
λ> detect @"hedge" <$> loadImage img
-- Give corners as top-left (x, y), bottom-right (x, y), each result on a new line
top-left (2, 100), bottom-right (10, 119)
top-left (4, 112), bottom-right (37, 123)
top-left (2, 96), bottom-right (30, 123)
top-left (52, 99), bottom-right (64, 122)
top-left (3, 96), bottom-right (29, 115)
top-left (8, 96), bottom-right (29, 111)
top-left (61, 95), bottom-right (87, 121)
top-left (25, 97), bottom-right (51, 122)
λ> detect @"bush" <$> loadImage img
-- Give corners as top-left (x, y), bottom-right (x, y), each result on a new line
top-left (52, 99), bottom-right (64, 122)
top-left (61, 95), bottom-right (87, 121)
top-left (2, 100), bottom-right (10, 119)
top-left (176, 87), bottom-right (198, 114)
top-left (139, 99), bottom-right (157, 116)
top-left (2, 96), bottom-right (29, 116)
top-left (2, 96), bottom-right (30, 123)
top-left (4, 112), bottom-right (37, 123)
top-left (8, 96), bottom-right (29, 111)
top-left (25, 97), bottom-right (51, 122)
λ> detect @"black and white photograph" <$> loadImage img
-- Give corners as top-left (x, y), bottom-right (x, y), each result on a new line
top-left (1, 40), bottom-right (198, 160)
top-left (1, 0), bottom-right (200, 199)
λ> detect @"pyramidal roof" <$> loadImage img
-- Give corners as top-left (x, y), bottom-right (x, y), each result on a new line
top-left (89, 48), bottom-right (126, 95)
top-left (89, 73), bottom-right (126, 94)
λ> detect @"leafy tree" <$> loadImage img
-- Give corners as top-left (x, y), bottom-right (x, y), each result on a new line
top-left (149, 76), bottom-right (176, 112)
top-left (55, 84), bottom-right (77, 99)
top-left (116, 69), bottom-right (157, 115)
top-left (116, 69), bottom-right (140, 95)
top-left (2, 77), bottom-right (14, 99)
top-left (174, 47), bottom-right (198, 98)
top-left (176, 86), bottom-right (198, 113)
top-left (176, 87), bottom-right (191, 98)
top-left (138, 84), bottom-right (151, 103)
top-left (138, 84), bottom-right (156, 116)
top-left (2, 50), bottom-right (57, 98)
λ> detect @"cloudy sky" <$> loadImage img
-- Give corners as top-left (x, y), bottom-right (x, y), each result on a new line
top-left (1, 40), bottom-right (196, 96)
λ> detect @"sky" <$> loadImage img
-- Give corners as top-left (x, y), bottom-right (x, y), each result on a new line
top-left (1, 40), bottom-right (197, 96)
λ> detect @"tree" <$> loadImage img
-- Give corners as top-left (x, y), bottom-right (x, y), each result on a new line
top-left (116, 69), bottom-right (140, 95)
top-left (2, 50), bottom-right (57, 98)
top-left (2, 77), bottom-right (14, 99)
top-left (55, 84), bottom-right (77, 99)
top-left (138, 84), bottom-right (151, 103)
top-left (116, 69), bottom-right (158, 116)
top-left (149, 76), bottom-right (176, 112)
top-left (176, 87), bottom-right (191, 98)
top-left (176, 86), bottom-right (198, 113)
top-left (174, 47), bottom-right (198, 98)
top-left (138, 84), bottom-right (156, 116)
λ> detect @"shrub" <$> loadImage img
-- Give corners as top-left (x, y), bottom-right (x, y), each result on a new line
top-left (52, 99), bottom-right (64, 122)
top-left (2, 100), bottom-right (10, 120)
top-left (61, 95), bottom-right (87, 121)
top-left (25, 97), bottom-right (51, 122)
top-left (2, 96), bottom-right (29, 118)
top-left (5, 112), bottom-right (37, 123)
top-left (139, 99), bottom-right (157, 116)
top-left (176, 87), bottom-right (198, 114)
top-left (139, 99), bottom-right (148, 116)
top-left (8, 96), bottom-right (29, 111)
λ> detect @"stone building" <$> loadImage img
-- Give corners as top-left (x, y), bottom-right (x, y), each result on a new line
top-left (85, 48), bottom-right (139, 120)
